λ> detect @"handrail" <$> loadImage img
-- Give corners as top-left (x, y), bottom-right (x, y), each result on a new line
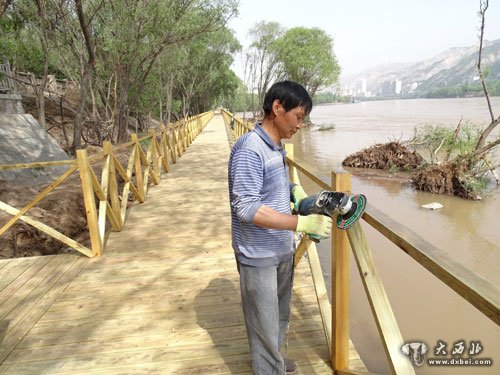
top-left (364, 206), bottom-right (500, 325)
top-left (0, 111), bottom-right (214, 257)
top-left (220, 109), bottom-right (500, 374)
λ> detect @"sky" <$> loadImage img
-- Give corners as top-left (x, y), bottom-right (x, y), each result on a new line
top-left (228, 0), bottom-right (500, 80)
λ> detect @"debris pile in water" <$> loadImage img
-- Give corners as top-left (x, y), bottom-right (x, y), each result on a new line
top-left (342, 141), bottom-right (424, 171)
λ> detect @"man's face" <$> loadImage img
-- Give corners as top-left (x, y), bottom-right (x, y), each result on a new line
top-left (274, 105), bottom-right (306, 140)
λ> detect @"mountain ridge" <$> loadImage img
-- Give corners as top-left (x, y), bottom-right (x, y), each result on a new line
top-left (340, 39), bottom-right (500, 97)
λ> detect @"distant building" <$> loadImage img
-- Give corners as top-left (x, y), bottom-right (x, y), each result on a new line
top-left (379, 79), bottom-right (402, 96)
top-left (393, 80), bottom-right (402, 94)
top-left (355, 79), bottom-right (367, 95)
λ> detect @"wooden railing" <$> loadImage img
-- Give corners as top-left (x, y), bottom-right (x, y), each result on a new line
top-left (0, 111), bottom-right (213, 257)
top-left (0, 60), bottom-right (15, 93)
top-left (221, 109), bottom-right (500, 375)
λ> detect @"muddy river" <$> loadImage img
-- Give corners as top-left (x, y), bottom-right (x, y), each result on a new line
top-left (288, 97), bottom-right (500, 374)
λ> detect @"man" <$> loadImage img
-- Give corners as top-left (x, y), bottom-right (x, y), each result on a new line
top-left (228, 81), bottom-right (332, 374)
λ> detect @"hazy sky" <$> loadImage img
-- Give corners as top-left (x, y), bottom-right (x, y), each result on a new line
top-left (228, 0), bottom-right (500, 79)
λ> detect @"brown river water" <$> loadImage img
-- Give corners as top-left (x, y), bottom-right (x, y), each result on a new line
top-left (287, 98), bottom-right (500, 374)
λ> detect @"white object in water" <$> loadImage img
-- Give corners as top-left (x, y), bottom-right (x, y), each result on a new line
top-left (422, 202), bottom-right (443, 210)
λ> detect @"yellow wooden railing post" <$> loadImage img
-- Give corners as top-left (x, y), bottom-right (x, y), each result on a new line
top-left (169, 124), bottom-right (177, 164)
top-left (148, 128), bottom-right (160, 183)
top-left (331, 169), bottom-right (351, 370)
top-left (285, 143), bottom-right (299, 183)
top-left (77, 149), bottom-right (103, 257)
top-left (160, 123), bottom-right (170, 172)
top-left (174, 125), bottom-right (182, 158)
top-left (181, 119), bottom-right (187, 152)
top-left (103, 141), bottom-right (123, 231)
top-left (131, 134), bottom-right (145, 202)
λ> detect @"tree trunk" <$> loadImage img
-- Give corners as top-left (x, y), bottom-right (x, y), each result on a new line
top-left (34, 0), bottom-right (49, 129)
top-left (165, 74), bottom-right (174, 126)
top-left (115, 75), bottom-right (130, 143)
top-left (72, 63), bottom-right (91, 153)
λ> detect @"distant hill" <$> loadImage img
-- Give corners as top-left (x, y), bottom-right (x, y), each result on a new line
top-left (340, 39), bottom-right (500, 97)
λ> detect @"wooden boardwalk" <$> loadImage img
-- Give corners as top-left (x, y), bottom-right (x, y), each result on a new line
top-left (0, 114), bottom-right (367, 374)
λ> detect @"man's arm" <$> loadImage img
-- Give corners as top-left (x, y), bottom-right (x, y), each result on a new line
top-left (253, 204), bottom-right (298, 230)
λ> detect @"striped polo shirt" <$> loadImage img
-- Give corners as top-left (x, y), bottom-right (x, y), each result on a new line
top-left (228, 124), bottom-right (294, 267)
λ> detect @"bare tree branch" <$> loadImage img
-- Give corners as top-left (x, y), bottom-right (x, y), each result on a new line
top-left (475, 0), bottom-right (499, 152)
top-left (445, 117), bottom-right (463, 162)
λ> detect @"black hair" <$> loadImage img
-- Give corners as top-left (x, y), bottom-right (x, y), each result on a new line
top-left (262, 81), bottom-right (313, 116)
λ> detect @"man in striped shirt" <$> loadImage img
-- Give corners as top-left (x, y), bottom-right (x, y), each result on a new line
top-left (228, 81), bottom-right (332, 374)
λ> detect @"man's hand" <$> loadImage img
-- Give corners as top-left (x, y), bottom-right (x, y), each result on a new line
top-left (296, 214), bottom-right (332, 239)
top-left (291, 185), bottom-right (307, 211)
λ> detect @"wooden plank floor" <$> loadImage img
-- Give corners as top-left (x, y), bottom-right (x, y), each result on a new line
top-left (0, 114), bottom-right (367, 374)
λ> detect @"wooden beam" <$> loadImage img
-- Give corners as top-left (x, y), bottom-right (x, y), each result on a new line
top-left (0, 159), bottom-right (77, 170)
top-left (160, 124), bottom-right (170, 172)
top-left (293, 236), bottom-right (309, 267)
top-left (363, 206), bottom-right (500, 325)
top-left (0, 201), bottom-right (93, 257)
top-left (130, 135), bottom-right (145, 203)
top-left (332, 170), bottom-right (351, 370)
top-left (285, 155), bottom-right (330, 190)
top-left (104, 142), bottom-right (123, 230)
top-left (0, 165), bottom-right (78, 236)
top-left (347, 221), bottom-right (415, 375)
top-left (112, 154), bottom-right (130, 182)
top-left (89, 164), bottom-right (106, 201)
top-left (304, 237), bottom-right (333, 354)
top-left (77, 149), bottom-right (102, 257)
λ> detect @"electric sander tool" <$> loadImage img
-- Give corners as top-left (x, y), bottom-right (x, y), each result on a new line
top-left (297, 191), bottom-right (367, 231)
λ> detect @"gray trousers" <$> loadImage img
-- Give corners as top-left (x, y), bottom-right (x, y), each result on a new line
top-left (238, 257), bottom-right (294, 375)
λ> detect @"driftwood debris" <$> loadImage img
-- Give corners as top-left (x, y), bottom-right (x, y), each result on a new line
top-left (342, 142), bottom-right (423, 171)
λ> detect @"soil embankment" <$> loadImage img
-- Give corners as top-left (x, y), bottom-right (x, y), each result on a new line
top-left (0, 95), bottom-right (90, 258)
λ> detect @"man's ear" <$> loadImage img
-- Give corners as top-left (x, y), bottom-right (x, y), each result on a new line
top-left (273, 99), bottom-right (281, 115)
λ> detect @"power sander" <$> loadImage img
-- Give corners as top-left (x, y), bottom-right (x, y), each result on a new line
top-left (296, 191), bottom-right (367, 238)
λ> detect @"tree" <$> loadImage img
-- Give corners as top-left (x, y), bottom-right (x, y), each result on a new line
top-left (1, 0), bottom-right (241, 148)
top-left (94, 0), bottom-right (238, 142)
top-left (246, 21), bottom-right (284, 113)
top-left (411, 0), bottom-right (499, 198)
top-left (33, 0), bottom-right (50, 129)
top-left (273, 27), bottom-right (340, 97)
top-left (474, 0), bottom-right (500, 155)
top-left (170, 26), bottom-right (240, 117)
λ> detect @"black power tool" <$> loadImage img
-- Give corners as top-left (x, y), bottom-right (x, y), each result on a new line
top-left (297, 191), bottom-right (367, 232)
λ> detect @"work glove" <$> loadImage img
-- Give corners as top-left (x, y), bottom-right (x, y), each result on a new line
top-left (296, 214), bottom-right (332, 240)
top-left (291, 185), bottom-right (307, 211)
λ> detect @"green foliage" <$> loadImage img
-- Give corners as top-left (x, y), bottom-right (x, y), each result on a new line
top-left (424, 80), bottom-right (500, 98)
top-left (412, 122), bottom-right (483, 162)
top-left (2, 0), bottom-right (240, 133)
top-left (0, 1), bottom-right (66, 77)
top-left (246, 21), bottom-right (285, 106)
top-left (272, 27), bottom-right (340, 97)
top-left (313, 92), bottom-right (350, 104)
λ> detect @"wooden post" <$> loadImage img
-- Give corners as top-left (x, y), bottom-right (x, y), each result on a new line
top-left (180, 120), bottom-right (187, 152)
top-left (104, 141), bottom-right (123, 231)
top-left (174, 126), bottom-right (182, 158)
top-left (347, 222), bottom-right (416, 374)
top-left (284, 144), bottom-right (299, 183)
top-left (77, 149), bottom-right (103, 257)
top-left (331, 169), bottom-right (351, 370)
top-left (160, 124), bottom-right (170, 172)
top-left (131, 134), bottom-right (145, 202)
